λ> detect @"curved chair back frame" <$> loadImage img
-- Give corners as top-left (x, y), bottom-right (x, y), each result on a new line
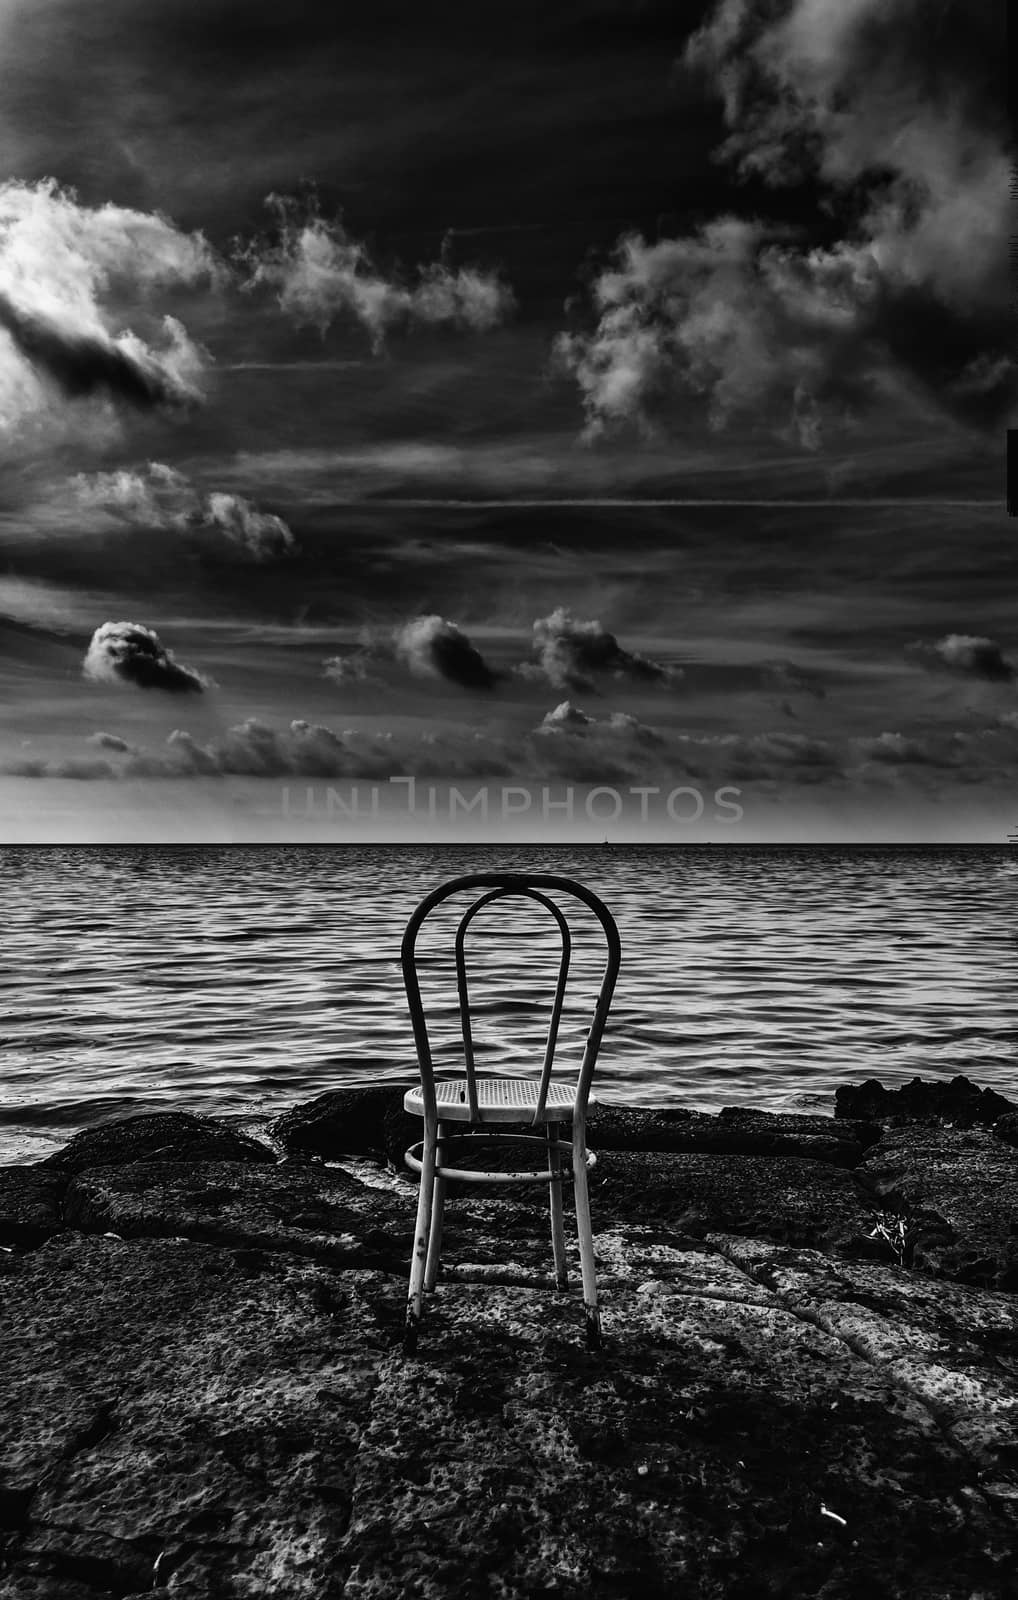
top-left (401, 872), bottom-right (621, 1126)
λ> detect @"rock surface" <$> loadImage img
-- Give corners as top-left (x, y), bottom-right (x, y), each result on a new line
top-left (0, 1169), bottom-right (67, 1249)
top-left (272, 1085), bottom-right (419, 1165)
top-left (859, 1125), bottom-right (1018, 1291)
top-left (587, 1105), bottom-right (874, 1167)
top-left (835, 1073), bottom-right (1018, 1128)
top-left (275, 1089), bottom-right (878, 1169)
top-left (40, 1112), bottom-right (275, 1175)
top-left (1, 1079), bottom-right (1017, 1599)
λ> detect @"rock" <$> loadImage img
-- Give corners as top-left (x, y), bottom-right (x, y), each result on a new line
top-left (39, 1112), bottom-right (276, 1175)
top-left (993, 1113), bottom-right (1018, 1149)
top-left (278, 1091), bottom-right (878, 1171)
top-left (345, 1275), bottom-right (1013, 1599)
top-left (591, 1150), bottom-right (877, 1256)
top-left (859, 1126), bottom-right (1018, 1290)
top-left (2, 1226), bottom-right (1014, 1600)
top-left (704, 1236), bottom-right (1018, 1480)
top-left (589, 1105), bottom-right (871, 1166)
top-left (272, 1084), bottom-right (418, 1164)
top-left (719, 1105), bottom-right (881, 1145)
top-left (0, 1168), bottom-right (68, 1249)
top-left (64, 1159), bottom-right (409, 1272)
top-left (835, 1074), bottom-right (1018, 1128)
top-left (0, 1233), bottom-right (391, 1599)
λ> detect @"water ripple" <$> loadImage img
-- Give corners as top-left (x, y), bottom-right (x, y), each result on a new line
top-left (0, 844), bottom-right (1015, 1162)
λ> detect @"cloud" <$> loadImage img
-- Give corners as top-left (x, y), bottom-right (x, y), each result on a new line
top-left (0, 179), bottom-right (219, 437)
top-left (0, 294), bottom-right (202, 413)
top-left (83, 621), bottom-right (209, 694)
top-left (235, 192), bottom-right (514, 350)
top-left (522, 606), bottom-right (678, 691)
top-left (555, 219), bottom-right (880, 445)
top-left (536, 701), bottom-right (664, 741)
top-left (528, 701), bottom-right (670, 782)
top-left (703, 729), bottom-right (840, 782)
top-left (9, 711), bottom-right (1016, 797)
top-left (163, 719), bottom-right (349, 777)
top-left (762, 658), bottom-right (827, 699)
top-left (393, 615), bottom-right (497, 690)
top-left (853, 730), bottom-right (964, 767)
top-left (324, 615), bottom-right (497, 692)
top-left (72, 463), bottom-right (296, 561)
top-left (907, 633), bottom-right (1016, 682)
top-left (16, 717), bottom-right (501, 782)
top-left (322, 649), bottom-right (386, 689)
top-left (537, 700), bottom-right (594, 732)
top-left (557, 0), bottom-right (1012, 441)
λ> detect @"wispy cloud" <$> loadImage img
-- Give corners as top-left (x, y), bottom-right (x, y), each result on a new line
top-left (235, 192), bottom-right (514, 350)
top-left (556, 0), bottom-right (1012, 443)
top-left (71, 463), bottom-right (296, 562)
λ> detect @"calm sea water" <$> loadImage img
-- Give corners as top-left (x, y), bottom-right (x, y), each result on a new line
top-left (1, 845), bottom-right (1016, 1165)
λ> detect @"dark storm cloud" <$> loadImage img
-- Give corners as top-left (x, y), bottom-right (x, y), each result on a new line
top-left (557, 0), bottom-right (1012, 442)
top-left (83, 622), bottom-right (209, 694)
top-left (907, 633), bottom-right (1016, 683)
top-left (521, 606), bottom-right (678, 692)
top-left (0, 291), bottom-right (198, 412)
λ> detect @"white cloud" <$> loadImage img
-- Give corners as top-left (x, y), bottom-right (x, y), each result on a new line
top-left (393, 615), bottom-right (497, 690)
top-left (558, 0), bottom-right (1012, 441)
top-left (236, 193), bottom-right (514, 349)
top-left (907, 633), bottom-right (1016, 682)
top-left (83, 621), bottom-right (210, 694)
top-left (522, 605), bottom-right (679, 690)
top-left (71, 463), bottom-right (296, 561)
top-left (0, 180), bottom-right (220, 442)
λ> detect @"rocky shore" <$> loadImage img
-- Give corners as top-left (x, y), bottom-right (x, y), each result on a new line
top-left (1, 1074), bottom-right (1017, 1599)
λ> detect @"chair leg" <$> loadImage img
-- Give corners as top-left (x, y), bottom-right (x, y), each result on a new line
top-left (404, 1118), bottom-right (438, 1354)
top-left (547, 1124), bottom-right (568, 1290)
top-left (571, 1129), bottom-right (601, 1351)
top-left (424, 1121), bottom-right (447, 1292)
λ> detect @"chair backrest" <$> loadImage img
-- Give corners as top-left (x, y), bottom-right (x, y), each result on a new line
top-left (401, 873), bottom-right (621, 1126)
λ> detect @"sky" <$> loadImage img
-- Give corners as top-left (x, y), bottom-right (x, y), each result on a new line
top-left (0, 0), bottom-right (1013, 842)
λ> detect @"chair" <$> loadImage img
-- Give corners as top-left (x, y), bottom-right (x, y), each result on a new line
top-left (400, 872), bottom-right (621, 1354)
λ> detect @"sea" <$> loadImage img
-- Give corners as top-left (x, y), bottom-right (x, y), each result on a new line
top-left (1, 844), bottom-right (1016, 1165)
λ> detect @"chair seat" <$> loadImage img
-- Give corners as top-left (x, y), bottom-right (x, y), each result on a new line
top-left (404, 1077), bottom-right (592, 1123)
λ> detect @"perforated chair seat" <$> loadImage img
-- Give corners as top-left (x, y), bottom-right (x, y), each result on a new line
top-left (404, 1078), bottom-right (590, 1123)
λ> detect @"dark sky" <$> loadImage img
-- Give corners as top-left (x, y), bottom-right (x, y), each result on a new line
top-left (0, 0), bottom-right (1013, 840)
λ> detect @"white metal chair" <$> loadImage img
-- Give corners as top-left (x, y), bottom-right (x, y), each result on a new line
top-left (400, 872), bottom-right (621, 1353)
